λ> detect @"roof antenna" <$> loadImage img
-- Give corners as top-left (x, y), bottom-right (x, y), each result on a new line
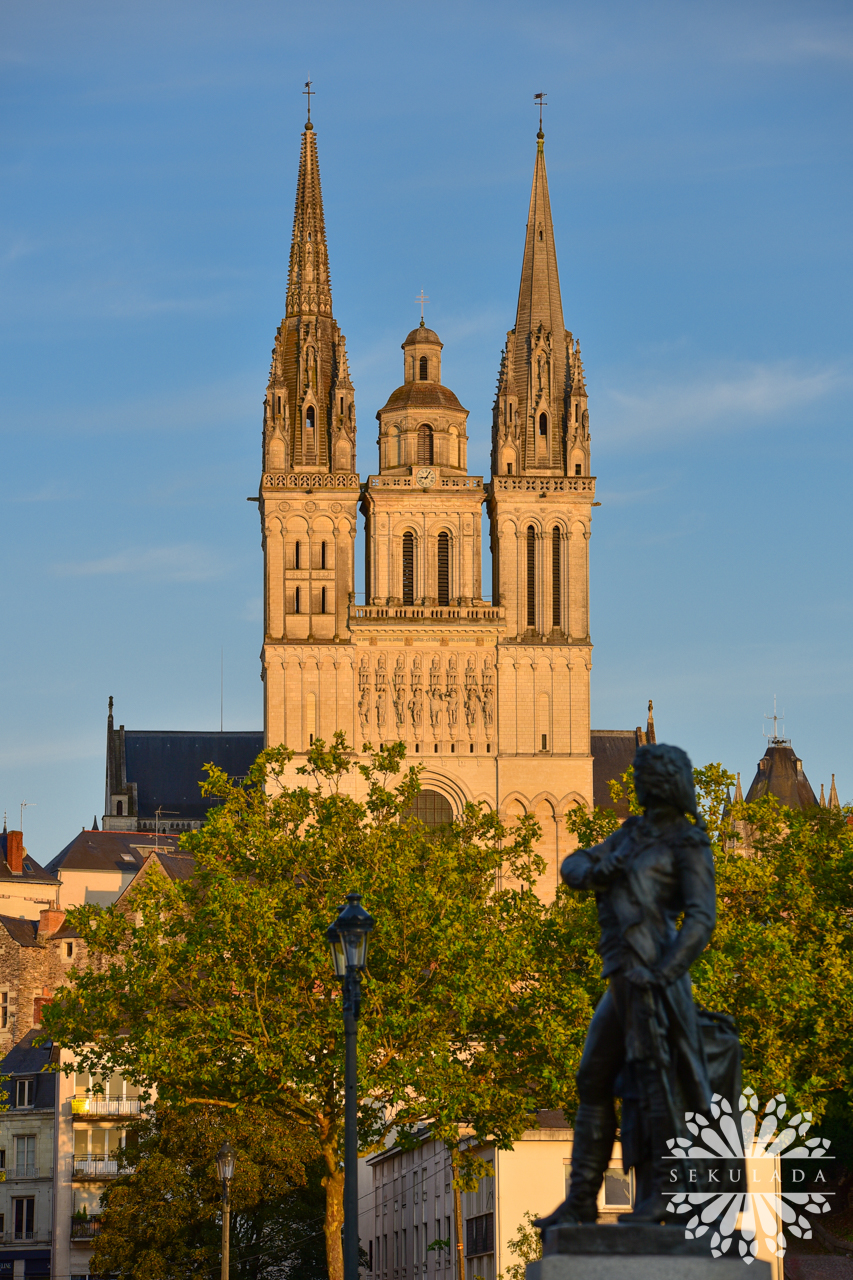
top-left (303, 78), bottom-right (313, 124)
top-left (20, 801), bottom-right (35, 832)
top-left (534, 91), bottom-right (547, 135)
top-left (763, 694), bottom-right (788, 746)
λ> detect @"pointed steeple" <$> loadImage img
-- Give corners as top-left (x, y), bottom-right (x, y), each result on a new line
top-left (285, 120), bottom-right (333, 320)
top-left (819, 783), bottom-right (827, 808)
top-left (734, 772), bottom-right (744, 803)
top-left (263, 115), bottom-right (356, 476)
top-left (492, 126), bottom-right (590, 478)
top-left (646, 699), bottom-right (656, 744)
top-left (829, 774), bottom-right (841, 810)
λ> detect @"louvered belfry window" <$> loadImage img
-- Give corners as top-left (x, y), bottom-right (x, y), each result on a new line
top-left (526, 526), bottom-right (536, 628)
top-left (402, 532), bottom-right (414, 604)
top-left (437, 533), bottom-right (450, 606)
top-left (417, 424), bottom-right (433, 465)
top-left (552, 528), bottom-right (561, 628)
top-left (419, 355), bottom-right (429, 380)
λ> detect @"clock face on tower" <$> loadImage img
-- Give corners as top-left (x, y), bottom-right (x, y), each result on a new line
top-left (416, 467), bottom-right (437, 490)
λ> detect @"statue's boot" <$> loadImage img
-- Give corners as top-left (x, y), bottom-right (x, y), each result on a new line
top-left (534, 1102), bottom-right (616, 1229)
top-left (619, 1068), bottom-right (678, 1224)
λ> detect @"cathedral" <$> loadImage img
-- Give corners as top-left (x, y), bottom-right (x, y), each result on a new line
top-left (257, 110), bottom-right (607, 894)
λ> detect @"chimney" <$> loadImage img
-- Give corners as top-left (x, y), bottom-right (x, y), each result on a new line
top-left (6, 830), bottom-right (23, 875)
top-left (38, 907), bottom-right (65, 936)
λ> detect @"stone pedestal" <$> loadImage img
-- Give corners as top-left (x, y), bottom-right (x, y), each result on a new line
top-left (527, 1224), bottom-right (771, 1280)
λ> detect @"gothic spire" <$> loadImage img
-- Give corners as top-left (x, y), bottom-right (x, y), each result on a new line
top-left (263, 114), bottom-right (356, 475)
top-left (493, 126), bottom-right (587, 477)
top-left (513, 127), bottom-right (566, 379)
top-left (285, 119), bottom-right (333, 319)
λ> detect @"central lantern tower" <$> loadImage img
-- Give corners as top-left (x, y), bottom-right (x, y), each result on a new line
top-left (362, 320), bottom-right (487, 608)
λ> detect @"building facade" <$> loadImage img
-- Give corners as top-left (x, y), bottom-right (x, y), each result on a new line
top-left (259, 117), bottom-right (597, 895)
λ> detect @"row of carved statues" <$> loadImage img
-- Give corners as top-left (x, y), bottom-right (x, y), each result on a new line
top-left (357, 652), bottom-right (495, 739)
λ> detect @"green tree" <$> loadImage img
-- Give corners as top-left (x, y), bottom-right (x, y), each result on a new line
top-left (90, 1104), bottom-right (326, 1279)
top-left (44, 736), bottom-right (572, 1280)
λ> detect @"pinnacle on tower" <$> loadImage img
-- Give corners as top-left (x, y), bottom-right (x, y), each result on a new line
top-left (263, 109), bottom-right (356, 476)
top-left (734, 772), bottom-right (743, 804)
top-left (492, 123), bottom-right (589, 478)
top-left (829, 774), bottom-right (841, 810)
top-left (819, 783), bottom-right (827, 808)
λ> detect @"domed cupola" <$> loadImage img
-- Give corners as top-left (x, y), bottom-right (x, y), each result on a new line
top-left (403, 319), bottom-right (443, 385)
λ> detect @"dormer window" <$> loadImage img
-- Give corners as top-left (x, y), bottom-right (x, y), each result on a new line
top-left (419, 356), bottom-right (429, 381)
top-left (16, 1079), bottom-right (34, 1108)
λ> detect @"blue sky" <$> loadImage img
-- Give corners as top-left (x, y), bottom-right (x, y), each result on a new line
top-left (2, 0), bottom-right (851, 861)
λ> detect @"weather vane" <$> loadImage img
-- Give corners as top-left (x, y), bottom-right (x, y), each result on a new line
top-left (534, 91), bottom-right (547, 131)
top-left (304, 78), bottom-right (314, 122)
top-left (415, 289), bottom-right (429, 322)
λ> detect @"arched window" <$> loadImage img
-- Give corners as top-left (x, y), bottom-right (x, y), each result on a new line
top-left (321, 541), bottom-right (327, 569)
top-left (575, 403), bottom-right (579, 422)
top-left (417, 424), bottom-right (434, 465)
top-left (437, 532), bottom-right (450, 606)
top-left (419, 355), bottom-right (429, 381)
top-left (552, 528), bottom-right (561, 628)
top-left (295, 586), bottom-right (301, 614)
top-left (539, 412), bottom-right (548, 437)
top-left (305, 405), bottom-right (316, 456)
top-left (276, 395), bottom-right (281, 413)
top-left (406, 789), bottom-right (453, 828)
top-left (402, 532), bottom-right (414, 605)
top-left (116, 800), bottom-right (123, 817)
top-left (294, 541), bottom-right (301, 569)
top-left (526, 525), bottom-right (536, 628)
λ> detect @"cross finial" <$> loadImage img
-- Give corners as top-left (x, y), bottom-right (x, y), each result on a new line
top-left (415, 289), bottom-right (429, 324)
top-left (534, 91), bottom-right (547, 134)
top-left (303, 79), bottom-right (314, 123)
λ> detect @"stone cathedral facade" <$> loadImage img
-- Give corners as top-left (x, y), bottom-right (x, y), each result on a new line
top-left (258, 117), bottom-right (597, 894)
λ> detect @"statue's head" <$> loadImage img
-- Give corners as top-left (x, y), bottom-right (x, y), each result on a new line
top-left (633, 743), bottom-right (701, 823)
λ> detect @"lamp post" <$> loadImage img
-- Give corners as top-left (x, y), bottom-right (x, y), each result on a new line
top-left (326, 891), bottom-right (375, 1280)
top-left (215, 1140), bottom-right (236, 1280)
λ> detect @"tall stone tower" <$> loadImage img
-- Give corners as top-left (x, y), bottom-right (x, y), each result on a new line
top-left (260, 115), bottom-right (361, 745)
top-left (260, 119), bottom-right (594, 895)
top-left (487, 121), bottom-right (594, 773)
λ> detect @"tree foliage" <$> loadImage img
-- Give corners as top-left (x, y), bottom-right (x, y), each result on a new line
top-left (44, 736), bottom-right (576, 1280)
top-left (90, 1104), bottom-right (326, 1280)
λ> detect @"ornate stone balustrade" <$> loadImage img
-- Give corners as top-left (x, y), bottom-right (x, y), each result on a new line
top-left (262, 472), bottom-right (360, 489)
top-left (491, 475), bottom-right (596, 495)
top-left (350, 604), bottom-right (504, 625)
top-left (367, 475), bottom-right (484, 490)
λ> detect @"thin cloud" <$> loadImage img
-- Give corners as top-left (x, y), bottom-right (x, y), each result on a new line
top-left (597, 360), bottom-right (850, 447)
top-left (54, 543), bottom-right (226, 583)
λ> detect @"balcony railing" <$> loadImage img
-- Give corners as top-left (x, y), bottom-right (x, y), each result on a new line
top-left (71, 1216), bottom-right (103, 1240)
top-left (1, 1229), bottom-right (51, 1244)
top-left (10, 1165), bottom-right (40, 1179)
top-left (73, 1158), bottom-right (119, 1178)
top-left (72, 1096), bottom-right (142, 1116)
top-left (350, 605), bottom-right (504, 624)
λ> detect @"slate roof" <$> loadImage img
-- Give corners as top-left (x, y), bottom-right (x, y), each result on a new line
top-left (377, 382), bottom-right (466, 416)
top-left (123, 730), bottom-right (263, 821)
top-left (46, 829), bottom-right (182, 876)
top-left (590, 729), bottom-right (642, 815)
top-left (744, 741), bottom-right (818, 809)
top-left (1, 1029), bottom-right (56, 1110)
top-left (0, 915), bottom-right (39, 947)
top-left (0, 830), bottom-right (59, 886)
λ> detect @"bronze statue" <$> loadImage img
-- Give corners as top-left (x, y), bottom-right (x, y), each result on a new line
top-left (538, 743), bottom-right (738, 1229)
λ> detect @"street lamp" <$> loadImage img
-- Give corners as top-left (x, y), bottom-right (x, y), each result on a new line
top-left (326, 891), bottom-right (375, 1280)
top-left (215, 1140), bottom-right (236, 1280)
